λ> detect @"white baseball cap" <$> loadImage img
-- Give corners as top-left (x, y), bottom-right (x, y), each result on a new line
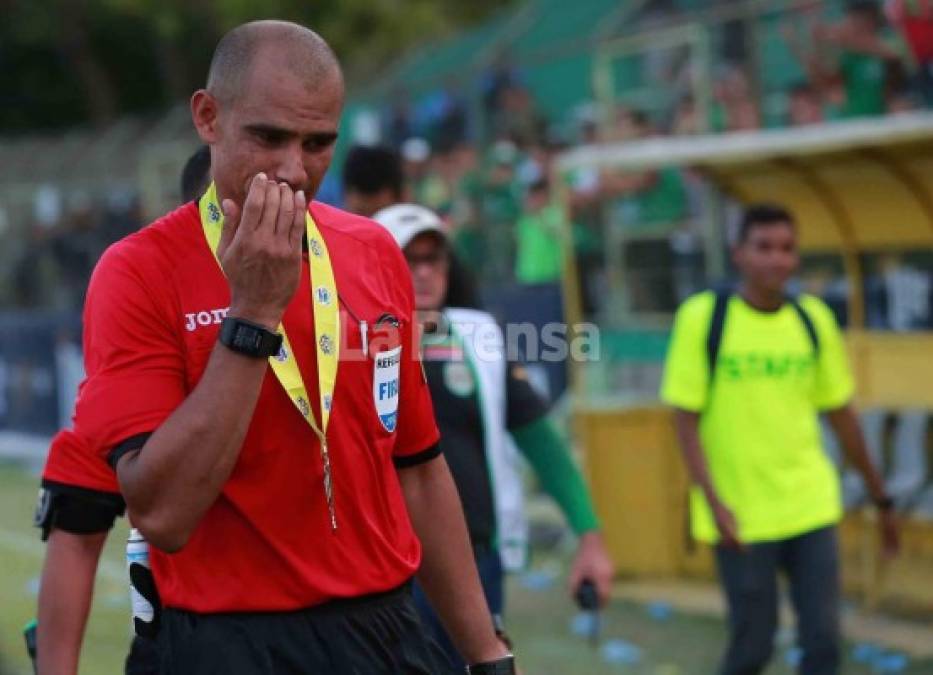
top-left (401, 137), bottom-right (431, 163)
top-left (372, 203), bottom-right (447, 250)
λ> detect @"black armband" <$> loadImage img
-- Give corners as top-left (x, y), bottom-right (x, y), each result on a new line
top-left (393, 443), bottom-right (442, 469)
top-left (107, 432), bottom-right (152, 470)
top-left (34, 480), bottom-right (126, 542)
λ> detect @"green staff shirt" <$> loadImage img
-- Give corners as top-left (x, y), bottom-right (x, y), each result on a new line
top-left (515, 204), bottom-right (565, 284)
top-left (840, 51), bottom-right (887, 118)
top-left (660, 291), bottom-right (854, 544)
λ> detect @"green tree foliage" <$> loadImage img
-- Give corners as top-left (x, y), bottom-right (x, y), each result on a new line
top-left (0, 0), bottom-right (511, 132)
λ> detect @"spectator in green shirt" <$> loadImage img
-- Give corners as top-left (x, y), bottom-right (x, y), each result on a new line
top-left (807, 1), bottom-right (903, 118)
top-left (477, 141), bottom-right (523, 284)
top-left (600, 110), bottom-right (689, 230)
top-left (515, 179), bottom-right (565, 285)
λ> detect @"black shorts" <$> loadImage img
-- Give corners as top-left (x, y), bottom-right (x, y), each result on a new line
top-left (155, 581), bottom-right (455, 675)
top-left (126, 635), bottom-right (160, 675)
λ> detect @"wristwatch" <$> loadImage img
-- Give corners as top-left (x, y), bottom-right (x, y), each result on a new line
top-left (219, 317), bottom-right (283, 358)
top-left (465, 655), bottom-right (515, 675)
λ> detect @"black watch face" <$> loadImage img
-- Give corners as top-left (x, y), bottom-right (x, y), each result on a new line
top-left (233, 325), bottom-right (262, 352)
top-left (221, 318), bottom-right (280, 357)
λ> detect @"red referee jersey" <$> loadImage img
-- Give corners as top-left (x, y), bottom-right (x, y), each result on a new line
top-left (71, 201), bottom-right (440, 613)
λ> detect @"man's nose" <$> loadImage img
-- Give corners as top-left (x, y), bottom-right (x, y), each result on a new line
top-left (273, 144), bottom-right (309, 190)
top-left (412, 264), bottom-right (436, 281)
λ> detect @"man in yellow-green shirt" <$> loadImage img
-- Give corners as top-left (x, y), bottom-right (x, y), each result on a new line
top-left (662, 204), bottom-right (899, 675)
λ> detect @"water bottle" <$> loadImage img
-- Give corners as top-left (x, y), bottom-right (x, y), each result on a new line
top-left (126, 528), bottom-right (160, 638)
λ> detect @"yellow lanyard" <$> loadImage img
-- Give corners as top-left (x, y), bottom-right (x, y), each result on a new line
top-left (199, 182), bottom-right (341, 530)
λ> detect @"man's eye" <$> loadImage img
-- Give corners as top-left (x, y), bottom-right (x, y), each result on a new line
top-left (255, 130), bottom-right (283, 145)
top-left (304, 138), bottom-right (331, 152)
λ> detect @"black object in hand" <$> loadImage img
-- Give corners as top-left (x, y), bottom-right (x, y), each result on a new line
top-left (574, 578), bottom-right (601, 646)
top-left (575, 578), bottom-right (599, 611)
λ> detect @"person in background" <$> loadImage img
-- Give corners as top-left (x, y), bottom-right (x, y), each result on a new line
top-left (662, 204), bottom-right (898, 675)
top-left (342, 144), bottom-right (480, 310)
top-left (787, 83), bottom-right (826, 126)
top-left (672, 94), bottom-right (702, 135)
top-left (401, 137), bottom-right (434, 206)
top-left (492, 85), bottom-right (547, 149)
top-left (374, 203), bottom-right (614, 672)
top-left (514, 178), bottom-right (566, 286)
top-left (36, 431), bottom-right (161, 675)
top-left (710, 67), bottom-right (762, 132)
top-left (482, 54), bottom-right (523, 131)
top-left (600, 110), bottom-right (688, 232)
top-left (809, 0), bottom-right (903, 119)
top-left (341, 144), bottom-right (406, 217)
top-left (384, 87), bottom-right (414, 148)
top-left (34, 143), bottom-right (216, 675)
top-left (885, 0), bottom-right (933, 106)
top-left (179, 144), bottom-right (211, 203)
top-left (477, 140), bottom-right (523, 284)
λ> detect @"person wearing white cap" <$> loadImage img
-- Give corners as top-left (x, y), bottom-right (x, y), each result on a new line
top-left (373, 203), bottom-right (614, 670)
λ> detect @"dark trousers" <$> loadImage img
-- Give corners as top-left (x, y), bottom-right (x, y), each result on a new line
top-left (156, 582), bottom-right (453, 675)
top-left (413, 546), bottom-right (504, 671)
top-left (715, 526), bottom-right (841, 675)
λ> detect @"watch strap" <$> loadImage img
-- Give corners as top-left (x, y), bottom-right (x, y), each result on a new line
top-left (465, 655), bottom-right (515, 675)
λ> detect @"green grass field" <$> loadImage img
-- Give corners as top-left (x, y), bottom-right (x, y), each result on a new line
top-left (1, 461), bottom-right (930, 674)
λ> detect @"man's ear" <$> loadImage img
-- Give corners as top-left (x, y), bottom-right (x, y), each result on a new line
top-left (191, 90), bottom-right (220, 144)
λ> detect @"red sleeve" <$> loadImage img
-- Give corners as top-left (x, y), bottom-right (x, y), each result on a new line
top-left (390, 252), bottom-right (440, 460)
top-left (72, 242), bottom-right (186, 464)
top-left (41, 429), bottom-right (119, 493)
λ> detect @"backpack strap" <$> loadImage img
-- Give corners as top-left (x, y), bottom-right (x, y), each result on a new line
top-left (706, 291), bottom-right (820, 388)
top-left (786, 296), bottom-right (821, 356)
top-left (706, 289), bottom-right (731, 383)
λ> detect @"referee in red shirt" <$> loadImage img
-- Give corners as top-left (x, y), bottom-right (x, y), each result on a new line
top-left (64, 20), bottom-right (512, 675)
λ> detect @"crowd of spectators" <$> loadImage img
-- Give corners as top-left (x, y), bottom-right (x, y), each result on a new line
top-left (4, 0), bottom-right (932, 313)
top-left (8, 188), bottom-right (141, 311)
top-left (349, 1), bottom-right (932, 311)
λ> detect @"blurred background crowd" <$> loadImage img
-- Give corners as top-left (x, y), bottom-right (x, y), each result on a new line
top-left (2, 0), bottom-right (931, 313)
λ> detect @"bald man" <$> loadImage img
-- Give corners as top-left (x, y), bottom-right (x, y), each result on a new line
top-left (47, 21), bottom-right (513, 675)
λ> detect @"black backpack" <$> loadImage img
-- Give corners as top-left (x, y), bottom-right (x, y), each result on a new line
top-left (706, 289), bottom-right (820, 382)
